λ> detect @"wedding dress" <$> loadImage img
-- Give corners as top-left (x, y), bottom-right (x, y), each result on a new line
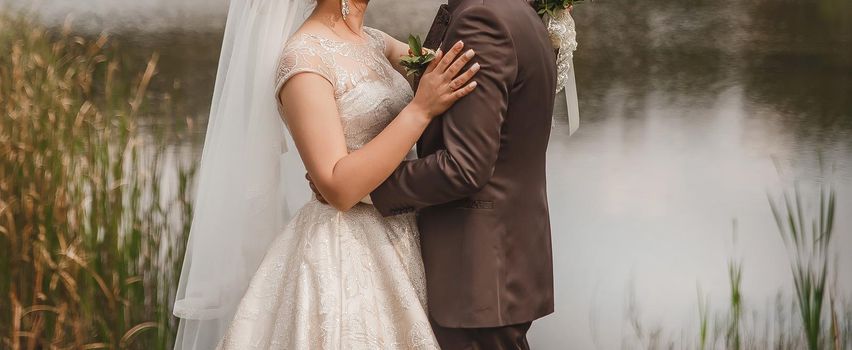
top-left (216, 27), bottom-right (440, 350)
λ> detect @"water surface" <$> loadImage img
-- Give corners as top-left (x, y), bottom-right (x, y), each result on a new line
top-left (8, 0), bottom-right (852, 348)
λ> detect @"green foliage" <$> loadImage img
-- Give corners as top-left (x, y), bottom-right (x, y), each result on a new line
top-left (697, 286), bottom-right (710, 350)
top-left (768, 185), bottom-right (836, 350)
top-left (399, 34), bottom-right (435, 77)
top-left (727, 260), bottom-right (743, 350)
top-left (626, 185), bottom-right (846, 349)
top-left (533, 0), bottom-right (585, 18)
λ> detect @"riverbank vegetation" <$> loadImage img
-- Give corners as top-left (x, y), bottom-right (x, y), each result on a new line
top-left (0, 13), bottom-right (193, 349)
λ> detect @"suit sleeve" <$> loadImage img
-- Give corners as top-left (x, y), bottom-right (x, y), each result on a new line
top-left (371, 5), bottom-right (517, 217)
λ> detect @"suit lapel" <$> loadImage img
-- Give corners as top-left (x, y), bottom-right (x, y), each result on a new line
top-left (413, 5), bottom-right (451, 92)
top-left (423, 4), bottom-right (451, 51)
top-left (416, 4), bottom-right (451, 157)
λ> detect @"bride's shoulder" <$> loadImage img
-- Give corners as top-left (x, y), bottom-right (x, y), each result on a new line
top-left (281, 30), bottom-right (322, 54)
top-left (363, 27), bottom-right (388, 50)
top-left (363, 27), bottom-right (385, 40)
top-left (276, 32), bottom-right (337, 93)
top-left (278, 28), bottom-right (337, 67)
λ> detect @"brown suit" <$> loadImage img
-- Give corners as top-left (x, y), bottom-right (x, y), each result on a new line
top-left (372, 0), bottom-right (557, 344)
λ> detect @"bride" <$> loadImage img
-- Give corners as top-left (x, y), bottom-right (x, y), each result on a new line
top-left (172, 0), bottom-right (479, 348)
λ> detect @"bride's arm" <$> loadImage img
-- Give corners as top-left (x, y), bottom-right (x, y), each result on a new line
top-left (380, 32), bottom-right (413, 76)
top-left (280, 41), bottom-right (479, 212)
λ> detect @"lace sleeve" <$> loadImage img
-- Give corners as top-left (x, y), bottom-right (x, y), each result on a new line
top-left (363, 27), bottom-right (388, 53)
top-left (274, 39), bottom-right (337, 114)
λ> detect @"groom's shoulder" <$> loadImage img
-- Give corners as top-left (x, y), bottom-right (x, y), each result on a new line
top-left (450, 0), bottom-right (506, 25)
top-left (451, 0), bottom-right (525, 25)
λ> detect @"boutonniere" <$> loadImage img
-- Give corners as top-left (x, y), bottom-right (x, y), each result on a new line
top-left (399, 34), bottom-right (436, 77)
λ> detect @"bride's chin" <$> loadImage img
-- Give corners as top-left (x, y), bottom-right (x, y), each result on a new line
top-left (317, 0), bottom-right (369, 5)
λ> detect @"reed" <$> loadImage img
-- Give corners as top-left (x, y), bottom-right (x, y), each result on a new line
top-left (697, 286), bottom-right (710, 350)
top-left (0, 13), bottom-right (194, 349)
top-left (623, 184), bottom-right (845, 349)
top-left (769, 185), bottom-right (836, 350)
top-left (726, 260), bottom-right (743, 350)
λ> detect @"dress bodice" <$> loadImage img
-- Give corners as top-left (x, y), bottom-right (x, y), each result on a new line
top-left (275, 27), bottom-right (414, 151)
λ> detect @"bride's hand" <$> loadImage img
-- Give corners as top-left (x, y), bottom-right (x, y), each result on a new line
top-left (410, 41), bottom-right (480, 119)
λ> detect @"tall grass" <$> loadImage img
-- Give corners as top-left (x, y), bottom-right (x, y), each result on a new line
top-left (0, 13), bottom-right (194, 349)
top-left (726, 260), bottom-right (743, 350)
top-left (769, 185), bottom-right (837, 350)
top-left (697, 286), bottom-right (710, 350)
top-left (624, 185), bottom-right (845, 350)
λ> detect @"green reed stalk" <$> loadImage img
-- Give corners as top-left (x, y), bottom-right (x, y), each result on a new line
top-left (697, 286), bottom-right (710, 350)
top-left (727, 260), bottom-right (743, 350)
top-left (768, 185), bottom-right (836, 350)
top-left (829, 290), bottom-right (841, 350)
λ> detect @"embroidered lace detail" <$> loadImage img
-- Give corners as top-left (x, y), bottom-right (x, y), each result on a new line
top-left (274, 27), bottom-right (413, 151)
top-left (545, 10), bottom-right (578, 92)
top-left (218, 28), bottom-right (436, 349)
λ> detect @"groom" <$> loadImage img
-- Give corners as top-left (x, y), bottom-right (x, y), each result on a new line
top-left (373, 1), bottom-right (557, 348)
top-left (317, 0), bottom-right (557, 348)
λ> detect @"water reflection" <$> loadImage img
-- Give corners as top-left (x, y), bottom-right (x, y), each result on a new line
top-left (8, 0), bottom-right (851, 348)
top-left (537, 1), bottom-right (851, 347)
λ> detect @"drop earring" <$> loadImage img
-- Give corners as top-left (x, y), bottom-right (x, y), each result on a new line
top-left (341, 0), bottom-right (351, 20)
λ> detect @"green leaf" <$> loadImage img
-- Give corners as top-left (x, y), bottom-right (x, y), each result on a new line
top-left (408, 34), bottom-right (423, 58)
top-left (400, 33), bottom-right (434, 77)
top-left (533, 0), bottom-right (586, 19)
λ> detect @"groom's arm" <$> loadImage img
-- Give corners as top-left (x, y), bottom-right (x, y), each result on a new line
top-left (371, 6), bottom-right (517, 216)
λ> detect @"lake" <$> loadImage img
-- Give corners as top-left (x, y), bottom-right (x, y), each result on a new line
top-left (8, 0), bottom-right (852, 348)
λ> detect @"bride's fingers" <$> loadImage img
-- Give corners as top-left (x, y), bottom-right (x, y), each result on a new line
top-left (434, 41), bottom-right (464, 73)
top-left (451, 81), bottom-right (478, 100)
top-left (444, 49), bottom-right (475, 80)
top-left (449, 62), bottom-right (480, 90)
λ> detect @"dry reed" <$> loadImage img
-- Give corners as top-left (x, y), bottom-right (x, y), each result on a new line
top-left (0, 13), bottom-right (194, 350)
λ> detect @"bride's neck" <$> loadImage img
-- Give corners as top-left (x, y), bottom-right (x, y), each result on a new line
top-left (311, 0), bottom-right (369, 38)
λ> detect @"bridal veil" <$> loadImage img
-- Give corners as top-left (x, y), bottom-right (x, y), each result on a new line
top-left (172, 0), bottom-right (312, 348)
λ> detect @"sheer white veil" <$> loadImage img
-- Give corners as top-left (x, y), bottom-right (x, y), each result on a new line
top-left (172, 0), bottom-right (312, 348)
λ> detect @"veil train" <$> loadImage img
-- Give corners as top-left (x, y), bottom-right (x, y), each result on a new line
top-left (172, 0), bottom-right (311, 348)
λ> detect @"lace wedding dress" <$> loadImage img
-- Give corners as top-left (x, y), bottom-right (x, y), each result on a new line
top-left (216, 27), bottom-right (439, 350)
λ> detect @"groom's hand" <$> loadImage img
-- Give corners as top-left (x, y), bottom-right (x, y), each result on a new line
top-left (306, 173), bottom-right (328, 204)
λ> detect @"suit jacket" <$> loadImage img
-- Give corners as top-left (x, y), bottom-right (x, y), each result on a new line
top-left (371, 0), bottom-right (557, 328)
